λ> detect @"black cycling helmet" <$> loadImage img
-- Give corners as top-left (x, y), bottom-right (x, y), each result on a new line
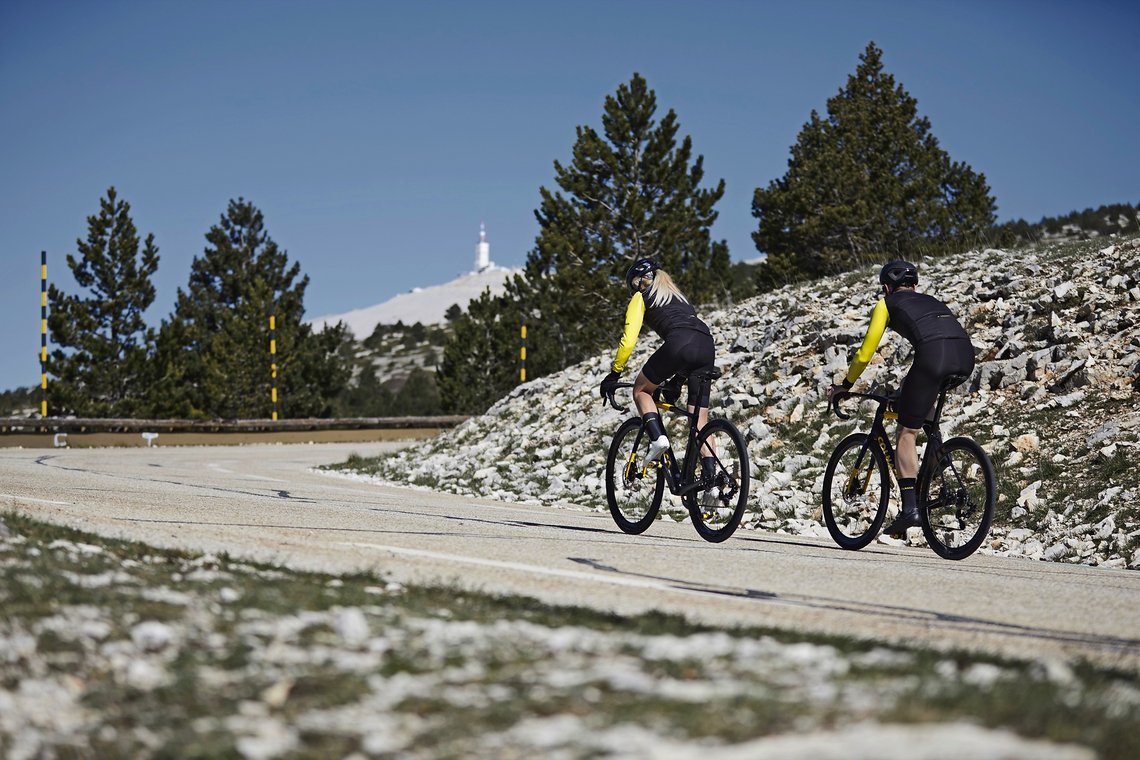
top-left (625, 258), bottom-right (658, 293)
top-left (879, 260), bottom-right (918, 288)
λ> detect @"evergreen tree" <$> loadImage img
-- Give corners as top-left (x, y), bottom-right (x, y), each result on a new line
top-left (437, 288), bottom-right (522, 414)
top-left (393, 367), bottom-right (441, 416)
top-left (0, 385), bottom-right (41, 416)
top-left (333, 363), bottom-right (396, 417)
top-left (151, 199), bottom-right (349, 419)
top-left (752, 42), bottom-right (996, 286)
top-left (47, 187), bottom-right (159, 417)
top-left (438, 73), bottom-right (730, 412)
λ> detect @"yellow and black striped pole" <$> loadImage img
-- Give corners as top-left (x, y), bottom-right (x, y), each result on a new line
top-left (520, 323), bottom-right (527, 383)
top-left (269, 315), bottom-right (278, 421)
top-left (40, 251), bottom-right (48, 417)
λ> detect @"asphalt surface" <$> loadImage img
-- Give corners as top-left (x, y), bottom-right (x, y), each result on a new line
top-left (3, 442), bottom-right (1138, 673)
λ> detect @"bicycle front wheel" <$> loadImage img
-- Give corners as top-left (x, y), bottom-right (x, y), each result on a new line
top-left (919, 437), bottom-right (996, 560)
top-left (605, 417), bottom-right (666, 534)
top-left (822, 433), bottom-right (890, 550)
top-left (683, 418), bottom-right (750, 543)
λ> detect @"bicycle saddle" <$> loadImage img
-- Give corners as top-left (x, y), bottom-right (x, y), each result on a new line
top-left (690, 365), bottom-right (722, 382)
top-left (941, 373), bottom-right (970, 391)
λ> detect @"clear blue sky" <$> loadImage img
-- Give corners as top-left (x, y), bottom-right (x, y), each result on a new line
top-left (2, 0), bottom-right (1138, 393)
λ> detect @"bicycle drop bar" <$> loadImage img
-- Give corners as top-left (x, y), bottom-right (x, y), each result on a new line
top-left (606, 382), bottom-right (634, 411)
top-left (830, 390), bottom-right (891, 421)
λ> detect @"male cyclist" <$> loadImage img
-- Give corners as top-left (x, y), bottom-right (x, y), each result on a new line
top-left (827, 260), bottom-right (975, 536)
top-left (600, 258), bottom-right (716, 471)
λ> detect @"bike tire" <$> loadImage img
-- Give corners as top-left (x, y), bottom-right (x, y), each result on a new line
top-left (919, 437), bottom-right (996, 560)
top-left (822, 432), bottom-right (890, 550)
top-left (605, 416), bottom-right (666, 534)
top-left (682, 418), bottom-right (750, 543)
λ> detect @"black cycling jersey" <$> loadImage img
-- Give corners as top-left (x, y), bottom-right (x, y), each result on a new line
top-left (845, 287), bottom-right (975, 428)
top-left (883, 290), bottom-right (969, 346)
top-left (611, 289), bottom-right (716, 407)
top-left (643, 296), bottom-right (712, 341)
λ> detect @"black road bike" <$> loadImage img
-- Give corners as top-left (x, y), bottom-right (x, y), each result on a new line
top-left (823, 377), bottom-right (996, 560)
top-left (603, 367), bottom-right (750, 543)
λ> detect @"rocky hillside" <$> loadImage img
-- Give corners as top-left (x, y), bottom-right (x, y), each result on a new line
top-left (344, 238), bottom-right (1140, 569)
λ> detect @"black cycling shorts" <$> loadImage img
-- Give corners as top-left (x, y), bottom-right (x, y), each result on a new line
top-left (641, 329), bottom-right (716, 408)
top-left (897, 338), bottom-right (976, 429)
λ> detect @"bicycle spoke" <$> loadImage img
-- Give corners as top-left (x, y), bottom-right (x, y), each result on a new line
top-left (686, 419), bottom-right (750, 543)
top-left (606, 417), bottom-right (665, 534)
top-left (823, 433), bottom-right (889, 550)
top-left (920, 439), bottom-right (996, 560)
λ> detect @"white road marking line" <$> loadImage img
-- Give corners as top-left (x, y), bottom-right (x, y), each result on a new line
top-left (1, 494), bottom-right (72, 505)
top-left (208, 462), bottom-right (283, 482)
top-left (345, 541), bottom-right (679, 592)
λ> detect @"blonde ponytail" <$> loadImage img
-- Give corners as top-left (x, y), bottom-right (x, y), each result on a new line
top-left (646, 270), bottom-right (688, 308)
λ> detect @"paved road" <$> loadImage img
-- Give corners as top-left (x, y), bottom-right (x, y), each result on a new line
top-left (3, 442), bottom-right (1138, 672)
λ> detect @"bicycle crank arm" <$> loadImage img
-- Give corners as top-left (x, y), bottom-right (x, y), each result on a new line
top-left (676, 478), bottom-right (707, 498)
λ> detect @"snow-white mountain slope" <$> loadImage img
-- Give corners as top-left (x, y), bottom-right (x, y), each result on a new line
top-left (309, 265), bottom-right (519, 338)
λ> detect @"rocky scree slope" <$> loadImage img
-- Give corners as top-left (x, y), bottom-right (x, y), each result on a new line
top-left (347, 238), bottom-right (1140, 569)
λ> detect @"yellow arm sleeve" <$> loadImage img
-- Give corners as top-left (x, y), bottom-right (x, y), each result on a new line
top-left (845, 299), bottom-right (890, 385)
top-left (612, 292), bottom-right (645, 373)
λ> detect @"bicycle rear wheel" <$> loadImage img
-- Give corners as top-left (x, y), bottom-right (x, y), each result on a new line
top-left (919, 437), bottom-right (996, 560)
top-left (822, 433), bottom-right (890, 550)
top-left (683, 418), bottom-right (750, 543)
top-left (606, 417), bottom-right (666, 534)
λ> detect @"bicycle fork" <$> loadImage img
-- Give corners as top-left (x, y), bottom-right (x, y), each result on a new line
top-left (845, 440), bottom-right (881, 498)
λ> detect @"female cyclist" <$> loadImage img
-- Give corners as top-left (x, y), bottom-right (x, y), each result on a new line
top-left (599, 258), bottom-right (716, 468)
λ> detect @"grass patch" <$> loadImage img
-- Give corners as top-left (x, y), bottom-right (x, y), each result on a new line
top-left (329, 452), bottom-right (379, 473)
top-left (2, 509), bottom-right (1136, 758)
top-left (890, 661), bottom-right (1140, 760)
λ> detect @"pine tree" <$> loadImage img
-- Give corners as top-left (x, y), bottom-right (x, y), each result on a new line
top-left (47, 187), bottom-right (159, 417)
top-left (334, 366), bottom-right (396, 417)
top-left (752, 42), bottom-right (997, 286)
top-left (437, 288), bottom-right (523, 414)
top-left (150, 199), bottom-right (350, 419)
top-left (393, 367), bottom-right (441, 416)
top-left (438, 73), bottom-right (730, 411)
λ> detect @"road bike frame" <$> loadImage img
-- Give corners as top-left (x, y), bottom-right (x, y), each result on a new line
top-left (825, 370), bottom-right (997, 560)
top-left (604, 365), bottom-right (750, 543)
top-left (833, 389), bottom-right (950, 496)
top-left (610, 370), bottom-right (720, 498)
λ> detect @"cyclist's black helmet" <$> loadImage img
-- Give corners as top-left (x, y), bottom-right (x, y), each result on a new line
top-left (625, 258), bottom-right (658, 293)
top-left (879, 260), bottom-right (918, 288)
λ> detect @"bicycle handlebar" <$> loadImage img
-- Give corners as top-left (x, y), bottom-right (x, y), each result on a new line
top-left (830, 389), bottom-right (892, 421)
top-left (604, 382), bottom-right (634, 411)
top-left (603, 373), bottom-right (693, 413)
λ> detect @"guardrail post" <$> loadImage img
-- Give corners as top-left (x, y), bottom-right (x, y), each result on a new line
top-left (40, 251), bottom-right (48, 418)
top-left (269, 315), bottom-right (278, 421)
top-left (520, 323), bottom-right (527, 383)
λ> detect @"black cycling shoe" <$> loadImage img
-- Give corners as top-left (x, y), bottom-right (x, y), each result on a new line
top-left (884, 508), bottom-right (921, 537)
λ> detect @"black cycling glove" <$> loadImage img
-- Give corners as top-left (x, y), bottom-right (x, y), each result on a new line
top-left (599, 371), bottom-right (621, 400)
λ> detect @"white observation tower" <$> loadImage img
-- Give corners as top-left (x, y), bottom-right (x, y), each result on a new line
top-left (475, 222), bottom-right (492, 271)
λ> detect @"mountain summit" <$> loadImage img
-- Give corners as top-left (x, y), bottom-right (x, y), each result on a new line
top-left (309, 224), bottom-right (518, 337)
